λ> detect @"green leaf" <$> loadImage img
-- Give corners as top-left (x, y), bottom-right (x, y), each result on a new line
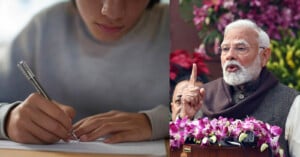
top-left (179, 0), bottom-right (195, 22)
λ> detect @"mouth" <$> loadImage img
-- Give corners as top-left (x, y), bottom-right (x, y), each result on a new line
top-left (95, 23), bottom-right (124, 33)
top-left (226, 64), bottom-right (240, 72)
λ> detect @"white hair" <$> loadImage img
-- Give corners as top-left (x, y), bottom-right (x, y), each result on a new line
top-left (224, 19), bottom-right (270, 49)
top-left (222, 53), bottom-right (262, 85)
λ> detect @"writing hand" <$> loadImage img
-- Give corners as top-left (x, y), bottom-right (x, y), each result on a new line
top-left (73, 111), bottom-right (152, 143)
top-left (180, 63), bottom-right (205, 119)
top-left (6, 93), bottom-right (75, 144)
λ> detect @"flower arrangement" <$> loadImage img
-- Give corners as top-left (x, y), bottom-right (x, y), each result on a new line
top-left (170, 49), bottom-right (210, 80)
top-left (170, 49), bottom-right (210, 88)
top-left (267, 31), bottom-right (300, 91)
top-left (179, 0), bottom-right (300, 56)
top-left (170, 116), bottom-right (285, 157)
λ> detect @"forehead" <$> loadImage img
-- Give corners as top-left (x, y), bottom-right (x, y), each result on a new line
top-left (222, 27), bottom-right (259, 46)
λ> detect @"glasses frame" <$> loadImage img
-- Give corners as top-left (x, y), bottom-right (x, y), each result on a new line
top-left (219, 46), bottom-right (266, 55)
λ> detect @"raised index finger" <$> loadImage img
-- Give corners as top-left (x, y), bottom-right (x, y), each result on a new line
top-left (189, 63), bottom-right (197, 86)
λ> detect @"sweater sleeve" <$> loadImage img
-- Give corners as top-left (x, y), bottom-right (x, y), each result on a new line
top-left (140, 105), bottom-right (169, 140)
top-left (0, 102), bottom-right (21, 139)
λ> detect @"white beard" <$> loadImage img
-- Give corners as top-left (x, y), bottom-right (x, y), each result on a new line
top-left (222, 55), bottom-right (262, 86)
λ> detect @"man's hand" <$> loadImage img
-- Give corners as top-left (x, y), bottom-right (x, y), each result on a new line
top-left (73, 111), bottom-right (152, 143)
top-left (6, 93), bottom-right (75, 144)
top-left (180, 63), bottom-right (205, 119)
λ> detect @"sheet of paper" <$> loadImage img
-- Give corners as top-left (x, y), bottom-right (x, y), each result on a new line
top-left (0, 139), bottom-right (166, 156)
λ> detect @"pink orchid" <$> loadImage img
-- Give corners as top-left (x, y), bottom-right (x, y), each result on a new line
top-left (170, 117), bottom-right (285, 157)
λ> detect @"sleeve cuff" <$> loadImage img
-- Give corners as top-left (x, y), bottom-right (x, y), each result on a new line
top-left (0, 101), bottom-right (21, 139)
top-left (140, 105), bottom-right (169, 140)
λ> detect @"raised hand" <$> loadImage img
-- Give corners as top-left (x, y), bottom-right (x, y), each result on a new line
top-left (180, 63), bottom-right (205, 119)
top-left (6, 93), bottom-right (75, 144)
top-left (73, 111), bottom-right (152, 143)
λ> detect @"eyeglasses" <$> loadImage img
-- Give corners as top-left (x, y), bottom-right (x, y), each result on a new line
top-left (219, 46), bottom-right (265, 55)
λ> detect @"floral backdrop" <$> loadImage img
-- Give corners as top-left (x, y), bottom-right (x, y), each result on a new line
top-left (177, 0), bottom-right (300, 90)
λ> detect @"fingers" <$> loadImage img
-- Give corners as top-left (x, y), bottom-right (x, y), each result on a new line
top-left (32, 98), bottom-right (73, 132)
top-left (73, 110), bottom-right (119, 130)
top-left (199, 87), bottom-right (205, 105)
top-left (180, 86), bottom-right (205, 119)
top-left (189, 63), bottom-right (197, 86)
top-left (6, 93), bottom-right (74, 144)
top-left (182, 86), bottom-right (200, 105)
top-left (25, 119), bottom-right (61, 144)
top-left (7, 105), bottom-right (61, 144)
top-left (104, 131), bottom-right (135, 144)
top-left (80, 121), bottom-right (128, 142)
top-left (24, 94), bottom-right (73, 131)
top-left (55, 101), bottom-right (76, 120)
top-left (73, 112), bottom-right (151, 143)
top-left (31, 106), bottom-right (70, 140)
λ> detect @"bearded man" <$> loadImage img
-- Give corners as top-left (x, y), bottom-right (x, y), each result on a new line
top-left (172, 19), bottom-right (300, 157)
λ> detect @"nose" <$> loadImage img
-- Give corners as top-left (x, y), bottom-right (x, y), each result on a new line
top-left (101, 0), bottom-right (125, 20)
top-left (224, 48), bottom-right (237, 61)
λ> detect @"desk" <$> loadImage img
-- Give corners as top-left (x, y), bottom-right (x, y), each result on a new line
top-left (0, 140), bottom-right (170, 157)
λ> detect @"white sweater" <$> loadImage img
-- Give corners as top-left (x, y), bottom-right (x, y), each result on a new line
top-left (0, 2), bottom-right (170, 140)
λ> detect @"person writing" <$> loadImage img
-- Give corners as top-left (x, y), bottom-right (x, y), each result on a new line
top-left (0, 0), bottom-right (169, 144)
top-left (172, 19), bottom-right (300, 157)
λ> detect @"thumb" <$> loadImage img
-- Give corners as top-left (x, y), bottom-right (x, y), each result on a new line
top-left (200, 88), bottom-right (205, 98)
top-left (61, 105), bottom-right (76, 120)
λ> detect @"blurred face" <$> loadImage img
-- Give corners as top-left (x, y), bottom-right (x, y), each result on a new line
top-left (171, 81), bottom-right (188, 121)
top-left (75, 0), bottom-right (150, 42)
top-left (170, 80), bottom-right (203, 121)
top-left (220, 27), bottom-right (264, 85)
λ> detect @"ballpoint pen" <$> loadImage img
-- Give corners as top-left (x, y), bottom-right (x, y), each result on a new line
top-left (17, 60), bottom-right (79, 142)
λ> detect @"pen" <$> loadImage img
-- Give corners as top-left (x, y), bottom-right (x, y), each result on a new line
top-left (17, 60), bottom-right (79, 142)
top-left (17, 61), bottom-right (50, 100)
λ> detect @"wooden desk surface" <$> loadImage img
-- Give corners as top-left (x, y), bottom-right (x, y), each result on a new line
top-left (0, 140), bottom-right (170, 157)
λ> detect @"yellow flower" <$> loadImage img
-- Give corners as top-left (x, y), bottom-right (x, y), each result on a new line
top-left (260, 143), bottom-right (269, 152)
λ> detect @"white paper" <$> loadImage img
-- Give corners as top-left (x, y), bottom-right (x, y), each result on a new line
top-left (0, 139), bottom-right (166, 156)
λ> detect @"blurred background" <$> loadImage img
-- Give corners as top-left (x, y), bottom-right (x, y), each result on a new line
top-left (0, 0), bottom-right (67, 44)
top-left (170, 0), bottom-right (300, 90)
top-left (0, 0), bottom-right (67, 61)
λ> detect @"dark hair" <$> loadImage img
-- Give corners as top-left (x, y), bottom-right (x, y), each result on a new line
top-left (71, 0), bottom-right (160, 9)
top-left (147, 0), bottom-right (160, 9)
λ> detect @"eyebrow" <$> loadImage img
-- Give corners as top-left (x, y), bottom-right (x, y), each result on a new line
top-left (221, 39), bottom-right (250, 47)
top-left (174, 95), bottom-right (182, 102)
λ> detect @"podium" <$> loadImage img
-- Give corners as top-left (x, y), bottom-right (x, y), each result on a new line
top-left (170, 144), bottom-right (270, 157)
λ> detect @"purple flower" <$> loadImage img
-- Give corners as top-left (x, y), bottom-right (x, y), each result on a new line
top-left (270, 126), bottom-right (282, 136)
top-left (170, 116), bottom-right (284, 157)
top-left (189, 0), bottom-right (300, 54)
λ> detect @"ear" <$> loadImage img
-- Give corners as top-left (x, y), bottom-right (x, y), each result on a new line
top-left (260, 48), bottom-right (271, 67)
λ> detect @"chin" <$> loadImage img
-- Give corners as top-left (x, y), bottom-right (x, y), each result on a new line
top-left (93, 34), bottom-right (123, 42)
top-left (223, 71), bottom-right (252, 86)
top-left (88, 28), bottom-right (126, 42)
